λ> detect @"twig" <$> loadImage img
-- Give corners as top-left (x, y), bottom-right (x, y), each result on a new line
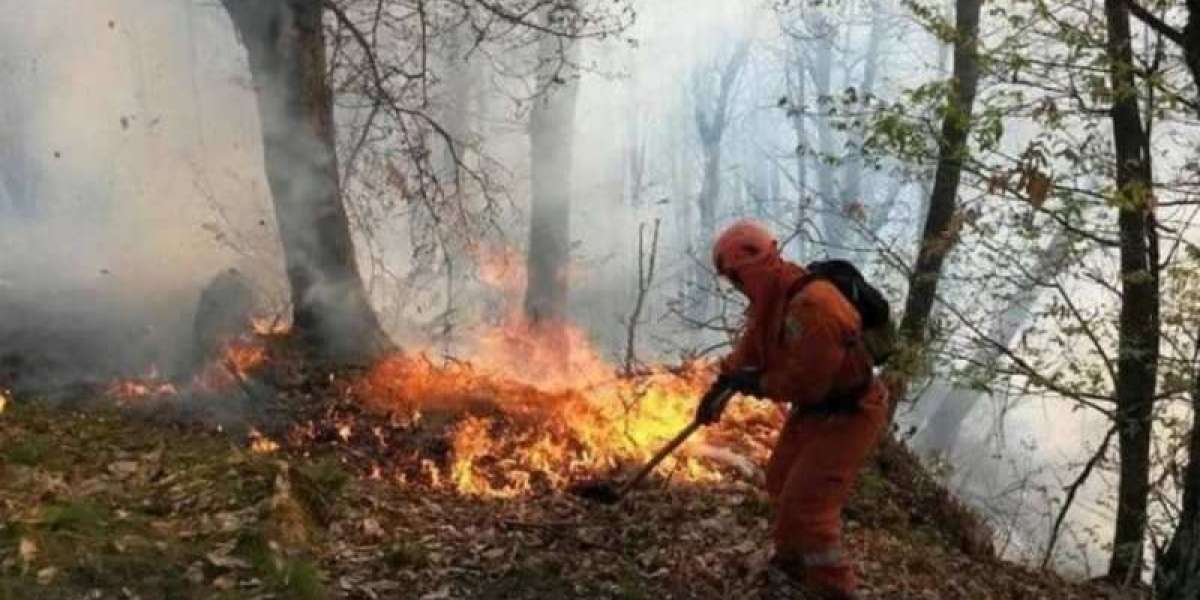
top-left (1040, 424), bottom-right (1118, 569)
top-left (623, 219), bottom-right (661, 376)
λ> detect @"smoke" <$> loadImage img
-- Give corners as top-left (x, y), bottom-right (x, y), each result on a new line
top-left (0, 0), bottom-right (1162, 579)
top-left (0, 0), bottom-right (282, 386)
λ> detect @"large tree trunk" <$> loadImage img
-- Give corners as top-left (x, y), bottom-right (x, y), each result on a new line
top-left (1104, 0), bottom-right (1160, 582)
top-left (221, 0), bottom-right (391, 363)
top-left (523, 4), bottom-right (581, 324)
top-left (883, 0), bottom-right (982, 421)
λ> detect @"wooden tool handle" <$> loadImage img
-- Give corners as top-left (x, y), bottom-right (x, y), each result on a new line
top-left (616, 405), bottom-right (718, 497)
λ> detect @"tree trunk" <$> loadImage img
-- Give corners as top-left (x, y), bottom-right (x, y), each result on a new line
top-left (523, 4), bottom-right (581, 324)
top-left (917, 230), bottom-right (1070, 455)
top-left (696, 141), bottom-right (721, 245)
top-left (221, 0), bottom-right (391, 363)
top-left (809, 22), bottom-right (840, 255)
top-left (691, 38), bottom-right (750, 310)
top-left (787, 45), bottom-right (809, 261)
top-left (1156, 349), bottom-right (1200, 598)
top-left (1184, 2), bottom-right (1200, 95)
top-left (883, 0), bottom-right (982, 421)
top-left (838, 5), bottom-right (883, 251)
top-left (1156, 5), bottom-right (1200, 596)
top-left (1104, 0), bottom-right (1160, 582)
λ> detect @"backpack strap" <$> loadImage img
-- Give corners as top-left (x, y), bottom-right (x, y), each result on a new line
top-left (781, 270), bottom-right (874, 416)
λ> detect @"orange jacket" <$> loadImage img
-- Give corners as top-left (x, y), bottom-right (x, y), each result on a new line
top-left (721, 274), bottom-right (873, 408)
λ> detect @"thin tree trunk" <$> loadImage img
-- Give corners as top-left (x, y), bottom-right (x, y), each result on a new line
top-left (839, 4), bottom-right (882, 248)
top-left (221, 0), bottom-right (392, 363)
top-left (524, 4), bottom-right (581, 324)
top-left (691, 38), bottom-right (750, 311)
top-left (787, 45), bottom-right (809, 260)
top-left (810, 22), bottom-right (840, 255)
top-left (1104, 0), bottom-right (1160, 582)
top-left (918, 230), bottom-right (1070, 454)
top-left (883, 0), bottom-right (982, 421)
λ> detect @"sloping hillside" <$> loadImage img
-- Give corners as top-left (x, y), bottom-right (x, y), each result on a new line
top-left (0, 384), bottom-right (1142, 599)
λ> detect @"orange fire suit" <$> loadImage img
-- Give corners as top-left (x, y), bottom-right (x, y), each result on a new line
top-left (720, 261), bottom-right (888, 597)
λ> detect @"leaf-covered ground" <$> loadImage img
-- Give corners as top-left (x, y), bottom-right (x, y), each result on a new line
top-left (1, 394), bottom-right (1142, 599)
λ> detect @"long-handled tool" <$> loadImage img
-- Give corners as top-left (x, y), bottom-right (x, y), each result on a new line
top-left (570, 386), bottom-right (735, 505)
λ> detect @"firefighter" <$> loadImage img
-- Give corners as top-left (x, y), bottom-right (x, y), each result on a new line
top-left (697, 220), bottom-right (889, 599)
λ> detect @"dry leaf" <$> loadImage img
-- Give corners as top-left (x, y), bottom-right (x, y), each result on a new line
top-left (987, 171), bottom-right (1009, 195)
top-left (108, 460), bottom-right (140, 478)
top-left (1025, 171), bottom-right (1052, 209)
top-left (207, 551), bottom-right (251, 570)
top-left (212, 575), bottom-right (236, 590)
top-left (185, 561), bottom-right (205, 585)
top-left (36, 566), bottom-right (57, 585)
top-left (362, 517), bottom-right (384, 539)
top-left (18, 537), bottom-right (37, 565)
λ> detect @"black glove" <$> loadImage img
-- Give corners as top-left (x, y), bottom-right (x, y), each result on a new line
top-left (695, 368), bottom-right (764, 425)
top-left (718, 368), bottom-right (764, 398)
top-left (696, 382), bottom-right (735, 425)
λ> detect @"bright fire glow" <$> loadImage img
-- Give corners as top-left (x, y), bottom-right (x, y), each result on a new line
top-left (352, 246), bottom-right (778, 497)
top-left (106, 337), bottom-right (267, 402)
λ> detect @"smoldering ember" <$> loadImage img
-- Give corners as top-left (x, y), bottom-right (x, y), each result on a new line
top-left (0, 0), bottom-right (1195, 598)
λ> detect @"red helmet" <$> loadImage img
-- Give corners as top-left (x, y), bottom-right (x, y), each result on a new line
top-left (712, 220), bottom-right (778, 277)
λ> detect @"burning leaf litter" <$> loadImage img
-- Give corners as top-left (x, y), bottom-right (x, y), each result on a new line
top-left (0, 401), bottom-right (1127, 599)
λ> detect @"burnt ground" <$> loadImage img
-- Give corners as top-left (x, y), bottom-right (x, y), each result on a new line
top-left (0, 350), bottom-right (1146, 600)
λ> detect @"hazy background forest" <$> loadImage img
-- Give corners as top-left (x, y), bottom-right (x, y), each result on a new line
top-left (2, 0), bottom-right (1199, 594)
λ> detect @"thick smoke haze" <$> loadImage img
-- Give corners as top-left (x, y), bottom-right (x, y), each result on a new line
top-left (0, 0), bottom-right (1163, 578)
top-left (0, 0), bottom-right (282, 381)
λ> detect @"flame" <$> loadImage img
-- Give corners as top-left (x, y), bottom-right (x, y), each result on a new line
top-left (97, 248), bottom-right (779, 498)
top-left (106, 364), bottom-right (178, 402)
top-left (105, 337), bottom-right (267, 401)
top-left (191, 340), bottom-right (267, 393)
top-left (353, 348), bottom-right (767, 497)
top-left (352, 246), bottom-right (777, 497)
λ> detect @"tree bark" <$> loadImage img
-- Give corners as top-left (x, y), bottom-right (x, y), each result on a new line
top-left (883, 0), bottom-right (982, 421)
top-left (1104, 0), bottom-right (1160, 583)
top-left (1156, 349), bottom-right (1200, 598)
top-left (1153, 4), bottom-right (1200, 596)
top-left (523, 3), bottom-right (581, 324)
top-left (221, 0), bottom-right (391, 363)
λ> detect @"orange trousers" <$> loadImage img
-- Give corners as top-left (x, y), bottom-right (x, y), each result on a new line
top-left (765, 381), bottom-right (888, 596)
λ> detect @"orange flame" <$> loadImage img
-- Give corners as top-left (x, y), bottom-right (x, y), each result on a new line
top-left (352, 245), bottom-right (777, 497)
top-left (106, 337), bottom-right (268, 401)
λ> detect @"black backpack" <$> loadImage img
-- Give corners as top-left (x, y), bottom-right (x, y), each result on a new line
top-left (791, 259), bottom-right (896, 366)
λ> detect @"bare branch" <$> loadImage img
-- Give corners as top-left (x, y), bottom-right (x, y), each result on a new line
top-left (1122, 0), bottom-right (1187, 46)
top-left (1041, 425), bottom-right (1119, 569)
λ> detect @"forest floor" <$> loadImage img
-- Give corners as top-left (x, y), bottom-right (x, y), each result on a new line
top-left (0, 379), bottom-right (1145, 600)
